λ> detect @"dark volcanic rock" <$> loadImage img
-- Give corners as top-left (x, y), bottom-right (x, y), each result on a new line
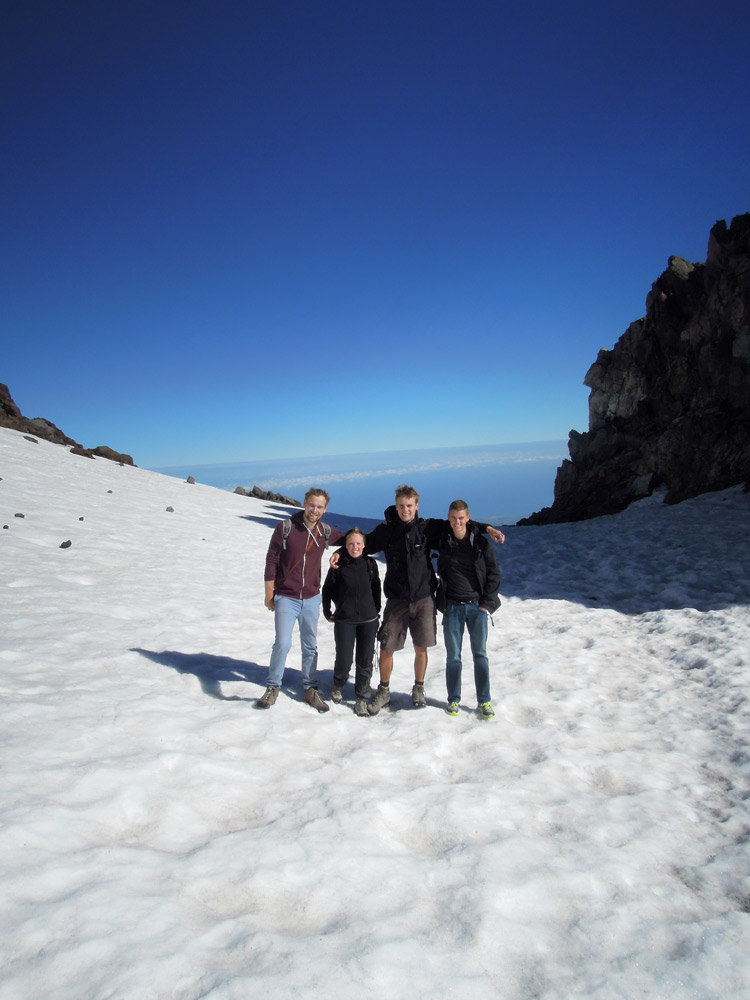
top-left (1, 384), bottom-right (22, 421)
top-left (521, 213), bottom-right (750, 525)
top-left (1, 384), bottom-right (78, 447)
top-left (89, 445), bottom-right (134, 465)
top-left (235, 484), bottom-right (301, 506)
top-left (0, 384), bottom-right (135, 466)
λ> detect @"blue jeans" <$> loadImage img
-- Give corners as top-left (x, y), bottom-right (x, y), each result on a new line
top-left (267, 594), bottom-right (321, 689)
top-left (442, 600), bottom-right (490, 704)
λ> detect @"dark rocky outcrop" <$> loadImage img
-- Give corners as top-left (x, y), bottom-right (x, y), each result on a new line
top-left (0, 383), bottom-right (135, 466)
top-left (234, 484), bottom-right (301, 506)
top-left (521, 213), bottom-right (750, 525)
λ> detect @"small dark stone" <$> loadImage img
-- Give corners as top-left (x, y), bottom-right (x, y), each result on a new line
top-left (166, 506), bottom-right (175, 512)
top-left (14, 512), bottom-right (24, 518)
top-left (186, 476), bottom-right (196, 484)
top-left (60, 540), bottom-right (72, 549)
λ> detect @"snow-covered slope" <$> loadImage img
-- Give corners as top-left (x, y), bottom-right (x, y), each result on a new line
top-left (1, 426), bottom-right (749, 999)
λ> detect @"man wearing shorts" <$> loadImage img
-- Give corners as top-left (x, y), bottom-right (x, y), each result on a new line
top-left (363, 485), bottom-right (504, 714)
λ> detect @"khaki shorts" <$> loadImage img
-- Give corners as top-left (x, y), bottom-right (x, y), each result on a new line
top-left (377, 596), bottom-right (437, 652)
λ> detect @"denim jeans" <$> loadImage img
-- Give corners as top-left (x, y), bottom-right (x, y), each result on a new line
top-left (442, 600), bottom-right (490, 704)
top-left (267, 594), bottom-right (321, 689)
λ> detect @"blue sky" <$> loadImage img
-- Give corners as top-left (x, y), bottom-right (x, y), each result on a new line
top-left (3, 0), bottom-right (748, 469)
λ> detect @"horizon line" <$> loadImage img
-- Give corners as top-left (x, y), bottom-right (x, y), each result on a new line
top-left (152, 438), bottom-right (568, 474)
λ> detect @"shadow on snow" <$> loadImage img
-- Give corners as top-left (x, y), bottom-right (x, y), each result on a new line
top-left (132, 648), bottom-right (271, 701)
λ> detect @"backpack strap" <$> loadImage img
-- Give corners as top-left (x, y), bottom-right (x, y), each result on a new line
top-left (282, 518), bottom-right (331, 549)
top-left (282, 518), bottom-right (292, 549)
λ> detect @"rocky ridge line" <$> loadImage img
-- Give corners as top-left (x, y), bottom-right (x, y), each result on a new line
top-left (0, 383), bottom-right (135, 465)
top-left (521, 213), bottom-right (750, 525)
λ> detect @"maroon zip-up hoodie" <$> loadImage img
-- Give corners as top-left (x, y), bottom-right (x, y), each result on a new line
top-left (264, 511), bottom-right (345, 599)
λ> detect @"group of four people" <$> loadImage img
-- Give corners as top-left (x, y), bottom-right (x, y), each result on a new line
top-left (259, 484), bottom-right (504, 717)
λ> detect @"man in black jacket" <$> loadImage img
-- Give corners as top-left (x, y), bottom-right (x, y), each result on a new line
top-left (363, 485), bottom-right (504, 714)
top-left (436, 500), bottom-right (501, 719)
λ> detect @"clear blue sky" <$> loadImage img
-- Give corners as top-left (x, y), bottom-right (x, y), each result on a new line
top-left (3, 0), bottom-right (748, 468)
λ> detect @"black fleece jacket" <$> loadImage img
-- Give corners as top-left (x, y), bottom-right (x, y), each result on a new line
top-left (364, 506), bottom-right (496, 603)
top-left (322, 551), bottom-right (381, 622)
top-left (434, 521), bottom-right (501, 614)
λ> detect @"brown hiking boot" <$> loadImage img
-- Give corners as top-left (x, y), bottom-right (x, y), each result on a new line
top-left (412, 683), bottom-right (426, 708)
top-left (256, 685), bottom-right (279, 709)
top-left (368, 683), bottom-right (390, 715)
top-left (303, 688), bottom-right (330, 713)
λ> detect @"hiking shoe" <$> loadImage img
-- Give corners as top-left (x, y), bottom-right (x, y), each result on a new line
top-left (354, 697), bottom-right (370, 717)
top-left (412, 683), bottom-right (426, 709)
top-left (331, 685), bottom-right (344, 704)
top-left (256, 685), bottom-right (279, 709)
top-left (445, 700), bottom-right (460, 716)
top-left (368, 684), bottom-right (390, 715)
top-left (477, 701), bottom-right (495, 720)
top-left (303, 688), bottom-right (330, 713)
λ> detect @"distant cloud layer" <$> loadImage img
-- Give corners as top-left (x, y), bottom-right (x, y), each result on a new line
top-left (258, 448), bottom-right (567, 492)
top-left (153, 441), bottom-right (567, 523)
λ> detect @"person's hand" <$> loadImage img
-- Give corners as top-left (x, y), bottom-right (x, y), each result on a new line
top-left (329, 551), bottom-right (340, 568)
top-left (264, 595), bottom-right (275, 612)
top-left (488, 526), bottom-right (505, 544)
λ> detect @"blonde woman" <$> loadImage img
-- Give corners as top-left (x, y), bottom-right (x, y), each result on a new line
top-left (322, 529), bottom-right (381, 716)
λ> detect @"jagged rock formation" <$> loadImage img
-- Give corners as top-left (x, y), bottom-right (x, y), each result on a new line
top-left (0, 383), bottom-right (135, 465)
top-left (521, 213), bottom-right (750, 525)
top-left (234, 484), bottom-right (301, 506)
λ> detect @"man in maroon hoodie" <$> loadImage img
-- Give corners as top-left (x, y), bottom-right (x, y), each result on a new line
top-left (257, 488), bottom-right (344, 712)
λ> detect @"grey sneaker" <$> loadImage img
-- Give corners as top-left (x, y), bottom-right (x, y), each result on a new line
top-left (303, 688), bottom-right (330, 713)
top-left (477, 701), bottom-right (495, 720)
top-left (412, 683), bottom-right (426, 709)
top-left (331, 685), bottom-right (344, 704)
top-left (368, 684), bottom-right (390, 715)
top-left (445, 700), bottom-right (459, 716)
top-left (256, 685), bottom-right (279, 709)
top-left (354, 697), bottom-right (370, 717)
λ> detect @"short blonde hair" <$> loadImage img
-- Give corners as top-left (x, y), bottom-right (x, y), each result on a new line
top-left (395, 484), bottom-right (419, 503)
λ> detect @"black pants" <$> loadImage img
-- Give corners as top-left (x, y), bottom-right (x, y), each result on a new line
top-left (333, 619), bottom-right (378, 698)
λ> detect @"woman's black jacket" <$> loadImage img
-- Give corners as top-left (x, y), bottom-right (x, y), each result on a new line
top-left (322, 551), bottom-right (381, 623)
